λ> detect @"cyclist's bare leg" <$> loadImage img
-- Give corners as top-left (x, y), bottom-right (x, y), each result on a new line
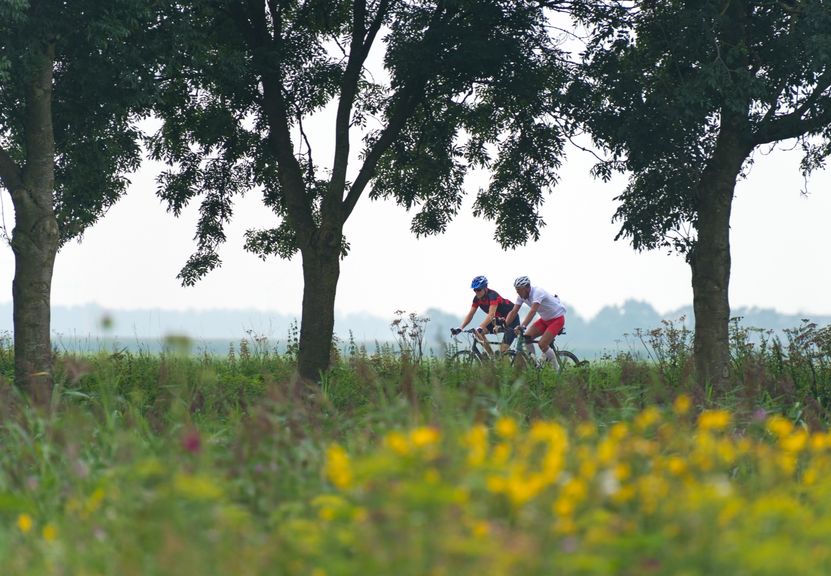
top-left (538, 329), bottom-right (555, 352)
top-left (523, 324), bottom-right (542, 356)
top-left (538, 329), bottom-right (558, 367)
top-left (475, 330), bottom-right (494, 356)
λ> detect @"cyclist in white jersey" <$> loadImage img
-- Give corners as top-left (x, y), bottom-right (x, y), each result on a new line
top-left (504, 276), bottom-right (566, 367)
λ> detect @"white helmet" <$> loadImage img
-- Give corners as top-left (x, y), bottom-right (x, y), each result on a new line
top-left (513, 276), bottom-right (530, 288)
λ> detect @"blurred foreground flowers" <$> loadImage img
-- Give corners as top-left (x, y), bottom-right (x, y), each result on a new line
top-left (6, 398), bottom-right (831, 575)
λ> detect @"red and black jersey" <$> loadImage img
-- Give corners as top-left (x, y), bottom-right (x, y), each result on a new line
top-left (472, 289), bottom-right (514, 317)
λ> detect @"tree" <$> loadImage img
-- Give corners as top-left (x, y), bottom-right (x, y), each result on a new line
top-left (151, 0), bottom-right (612, 381)
top-left (577, 0), bottom-right (831, 387)
top-left (0, 0), bottom-right (162, 398)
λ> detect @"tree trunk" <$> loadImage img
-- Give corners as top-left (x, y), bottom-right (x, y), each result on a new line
top-left (296, 235), bottom-right (341, 381)
top-left (690, 128), bottom-right (748, 390)
top-left (11, 199), bottom-right (59, 401)
top-left (10, 42), bottom-right (58, 403)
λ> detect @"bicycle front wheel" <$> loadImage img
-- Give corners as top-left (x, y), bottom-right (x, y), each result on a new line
top-left (451, 350), bottom-right (482, 367)
top-left (508, 350), bottom-right (534, 370)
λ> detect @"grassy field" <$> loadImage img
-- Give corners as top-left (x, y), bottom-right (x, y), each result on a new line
top-left (1, 321), bottom-right (830, 575)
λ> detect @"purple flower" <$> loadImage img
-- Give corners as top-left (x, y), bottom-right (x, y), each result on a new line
top-left (182, 428), bottom-right (202, 454)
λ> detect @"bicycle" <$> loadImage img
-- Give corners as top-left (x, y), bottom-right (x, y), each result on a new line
top-left (508, 326), bottom-right (587, 372)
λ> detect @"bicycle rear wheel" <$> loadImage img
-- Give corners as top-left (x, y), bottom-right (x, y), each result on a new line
top-left (555, 349), bottom-right (584, 370)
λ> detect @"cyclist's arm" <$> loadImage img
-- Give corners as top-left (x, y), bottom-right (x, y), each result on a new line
top-left (459, 306), bottom-right (477, 329)
top-left (504, 302), bottom-right (522, 326)
top-left (480, 303), bottom-right (498, 331)
top-left (521, 302), bottom-right (540, 329)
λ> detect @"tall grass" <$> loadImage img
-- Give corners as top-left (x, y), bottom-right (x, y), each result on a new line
top-left (0, 320), bottom-right (829, 574)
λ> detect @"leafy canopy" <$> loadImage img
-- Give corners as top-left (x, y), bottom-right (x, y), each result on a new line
top-left (576, 0), bottom-right (831, 254)
top-left (149, 0), bottom-right (605, 284)
top-left (0, 0), bottom-right (163, 244)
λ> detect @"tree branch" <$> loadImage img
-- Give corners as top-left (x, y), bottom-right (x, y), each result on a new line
top-left (342, 3), bottom-right (450, 220)
top-left (759, 80), bottom-right (788, 125)
top-left (0, 146), bottom-right (24, 193)
top-left (298, 114), bottom-right (315, 182)
top-left (328, 0), bottom-right (391, 223)
top-left (238, 0), bottom-right (317, 247)
top-left (753, 68), bottom-right (831, 145)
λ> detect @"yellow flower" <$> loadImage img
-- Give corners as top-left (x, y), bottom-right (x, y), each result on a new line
top-left (634, 406), bottom-right (661, 431)
top-left (554, 517), bottom-right (577, 535)
top-left (486, 475), bottom-right (507, 494)
top-left (42, 523), bottom-right (57, 542)
top-left (611, 484), bottom-right (636, 504)
top-left (697, 410), bottom-right (731, 432)
top-left (495, 417), bottom-right (518, 439)
top-left (505, 474), bottom-right (546, 506)
top-left (173, 473), bottom-right (224, 501)
top-left (86, 487), bottom-right (106, 515)
top-left (766, 415), bottom-right (794, 438)
top-left (718, 498), bottom-right (743, 528)
top-left (553, 497), bottom-right (575, 518)
top-left (776, 452), bottom-right (798, 475)
top-left (780, 429), bottom-right (808, 453)
top-left (410, 426), bottom-right (441, 447)
top-left (609, 422), bottom-right (628, 441)
top-left (471, 520), bottom-right (490, 538)
top-left (325, 445), bottom-right (353, 489)
top-left (491, 443), bottom-right (511, 465)
top-left (673, 394), bottom-right (691, 415)
top-left (716, 438), bottom-right (737, 465)
top-left (666, 456), bottom-right (687, 476)
top-left (384, 431), bottom-right (410, 455)
top-left (597, 437), bottom-right (617, 465)
top-left (530, 421), bottom-right (566, 443)
top-left (17, 513), bottom-right (33, 534)
top-left (312, 494), bottom-right (348, 521)
top-left (578, 459), bottom-right (597, 480)
top-left (464, 424), bottom-right (488, 467)
top-left (614, 462), bottom-right (632, 481)
top-left (810, 432), bottom-right (829, 452)
top-left (803, 467), bottom-right (819, 486)
top-left (561, 478), bottom-right (588, 502)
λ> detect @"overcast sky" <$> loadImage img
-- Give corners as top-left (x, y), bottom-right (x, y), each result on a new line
top-left (1, 136), bottom-right (829, 323)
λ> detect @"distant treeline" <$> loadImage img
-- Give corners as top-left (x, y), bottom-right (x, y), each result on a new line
top-left (2, 301), bottom-right (828, 362)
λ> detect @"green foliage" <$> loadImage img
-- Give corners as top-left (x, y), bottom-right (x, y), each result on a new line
top-left (0, 331), bottom-right (11, 380)
top-left (0, 320), bottom-right (830, 572)
top-left (577, 0), bottom-right (831, 253)
top-left (149, 0), bottom-right (583, 287)
top-left (0, 0), bottom-right (166, 244)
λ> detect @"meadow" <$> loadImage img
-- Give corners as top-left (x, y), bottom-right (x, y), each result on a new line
top-left (1, 319), bottom-right (830, 575)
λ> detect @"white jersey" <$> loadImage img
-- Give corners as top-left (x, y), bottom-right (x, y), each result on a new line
top-left (517, 286), bottom-right (566, 321)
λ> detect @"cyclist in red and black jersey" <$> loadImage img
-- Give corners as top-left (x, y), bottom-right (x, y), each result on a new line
top-left (451, 276), bottom-right (521, 354)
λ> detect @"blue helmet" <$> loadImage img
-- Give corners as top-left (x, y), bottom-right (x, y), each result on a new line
top-left (470, 275), bottom-right (488, 290)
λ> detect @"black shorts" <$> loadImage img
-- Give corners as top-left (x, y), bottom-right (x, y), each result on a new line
top-left (487, 316), bottom-right (520, 346)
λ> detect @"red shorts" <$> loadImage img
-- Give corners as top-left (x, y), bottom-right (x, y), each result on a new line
top-left (532, 315), bottom-right (565, 337)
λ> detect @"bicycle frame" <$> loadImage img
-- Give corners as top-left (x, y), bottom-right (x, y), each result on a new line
top-left (450, 328), bottom-right (504, 362)
top-left (510, 326), bottom-right (584, 370)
